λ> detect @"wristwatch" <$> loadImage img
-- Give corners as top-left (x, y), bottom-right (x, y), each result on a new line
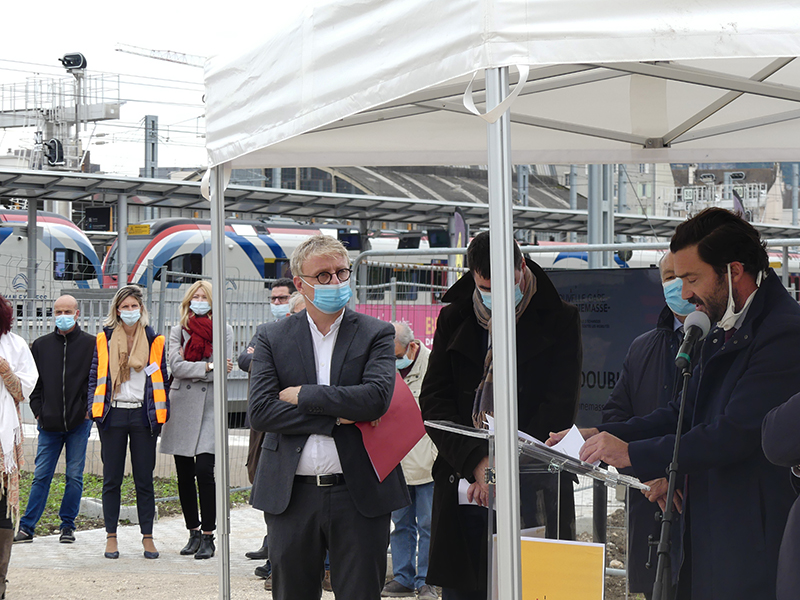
top-left (206, 362), bottom-right (214, 372)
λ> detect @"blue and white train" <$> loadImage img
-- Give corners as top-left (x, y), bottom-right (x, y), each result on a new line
top-left (99, 217), bottom-right (800, 294)
top-left (0, 210), bottom-right (102, 301)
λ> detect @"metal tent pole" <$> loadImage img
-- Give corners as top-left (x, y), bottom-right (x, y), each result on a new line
top-left (792, 164), bottom-right (798, 227)
top-left (569, 165), bottom-right (578, 243)
top-left (588, 165), bottom-right (602, 268)
top-left (118, 195), bottom-right (128, 285)
top-left (485, 66), bottom-right (522, 600)
top-left (210, 165), bottom-right (231, 599)
top-left (26, 200), bottom-right (37, 313)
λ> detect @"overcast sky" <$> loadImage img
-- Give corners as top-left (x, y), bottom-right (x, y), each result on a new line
top-left (0, 1), bottom-right (293, 176)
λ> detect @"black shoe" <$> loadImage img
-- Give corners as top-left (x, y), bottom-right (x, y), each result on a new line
top-left (245, 535), bottom-right (269, 560)
top-left (59, 528), bottom-right (75, 544)
top-left (254, 560), bottom-right (272, 579)
top-left (180, 529), bottom-right (202, 555)
top-left (13, 530), bottom-right (32, 544)
top-left (194, 533), bottom-right (215, 559)
top-left (104, 534), bottom-right (119, 559)
top-left (142, 534), bottom-right (159, 559)
top-left (381, 580), bottom-right (415, 597)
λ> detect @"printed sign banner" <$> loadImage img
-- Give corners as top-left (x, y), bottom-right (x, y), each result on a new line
top-left (548, 268), bottom-right (664, 427)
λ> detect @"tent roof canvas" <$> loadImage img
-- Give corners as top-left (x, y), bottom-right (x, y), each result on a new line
top-left (205, 0), bottom-right (800, 168)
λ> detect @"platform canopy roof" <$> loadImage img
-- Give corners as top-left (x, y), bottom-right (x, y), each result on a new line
top-left (3, 167), bottom-right (800, 238)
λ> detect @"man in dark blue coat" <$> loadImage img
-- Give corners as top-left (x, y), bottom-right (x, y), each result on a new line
top-left (602, 251), bottom-right (693, 599)
top-left (556, 208), bottom-right (800, 600)
top-left (16, 295), bottom-right (95, 545)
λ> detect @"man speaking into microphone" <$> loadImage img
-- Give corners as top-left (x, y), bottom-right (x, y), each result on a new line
top-left (550, 208), bottom-right (800, 600)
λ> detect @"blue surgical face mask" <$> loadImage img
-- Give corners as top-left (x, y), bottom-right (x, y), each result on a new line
top-left (271, 303), bottom-right (291, 319)
top-left (190, 300), bottom-right (211, 316)
top-left (396, 351), bottom-right (413, 370)
top-left (662, 278), bottom-right (695, 316)
top-left (55, 315), bottom-right (76, 331)
top-left (119, 309), bottom-right (141, 326)
top-left (302, 279), bottom-right (352, 315)
top-left (479, 283), bottom-right (524, 311)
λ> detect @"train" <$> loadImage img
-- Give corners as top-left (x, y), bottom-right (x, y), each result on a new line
top-left (0, 210), bottom-right (103, 303)
top-left (99, 216), bottom-right (800, 291)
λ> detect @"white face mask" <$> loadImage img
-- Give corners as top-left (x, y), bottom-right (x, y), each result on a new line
top-left (718, 263), bottom-right (763, 331)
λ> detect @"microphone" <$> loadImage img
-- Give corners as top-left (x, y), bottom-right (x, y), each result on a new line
top-left (675, 311), bottom-right (711, 370)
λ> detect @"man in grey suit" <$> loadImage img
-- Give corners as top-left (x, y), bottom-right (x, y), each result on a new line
top-left (249, 234), bottom-right (410, 600)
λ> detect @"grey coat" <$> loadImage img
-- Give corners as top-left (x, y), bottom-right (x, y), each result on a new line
top-left (159, 322), bottom-right (233, 457)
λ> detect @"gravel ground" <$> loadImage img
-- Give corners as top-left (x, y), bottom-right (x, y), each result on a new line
top-left (9, 492), bottom-right (636, 599)
top-left (7, 506), bottom-right (336, 600)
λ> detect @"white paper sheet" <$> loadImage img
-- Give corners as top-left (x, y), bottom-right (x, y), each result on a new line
top-left (485, 416), bottom-right (598, 466)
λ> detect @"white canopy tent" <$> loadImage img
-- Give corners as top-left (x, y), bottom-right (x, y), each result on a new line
top-left (206, 0), bottom-right (800, 168)
top-left (203, 2), bottom-right (800, 598)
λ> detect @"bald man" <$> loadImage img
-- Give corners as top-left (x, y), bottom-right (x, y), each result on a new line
top-left (15, 295), bottom-right (96, 544)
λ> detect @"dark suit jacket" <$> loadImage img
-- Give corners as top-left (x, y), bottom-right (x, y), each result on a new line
top-left (602, 270), bottom-right (800, 600)
top-left (239, 327), bottom-right (265, 484)
top-left (763, 391), bottom-right (800, 600)
top-left (248, 308), bottom-right (410, 518)
top-left (602, 305), bottom-right (685, 592)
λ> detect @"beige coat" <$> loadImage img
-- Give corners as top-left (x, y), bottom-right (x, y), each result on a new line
top-left (400, 342), bottom-right (437, 485)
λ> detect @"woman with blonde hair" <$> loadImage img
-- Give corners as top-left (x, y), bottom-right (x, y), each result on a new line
top-left (159, 280), bottom-right (232, 559)
top-left (88, 284), bottom-right (169, 560)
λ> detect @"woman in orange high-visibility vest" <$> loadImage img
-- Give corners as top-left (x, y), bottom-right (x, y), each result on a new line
top-left (87, 284), bottom-right (169, 560)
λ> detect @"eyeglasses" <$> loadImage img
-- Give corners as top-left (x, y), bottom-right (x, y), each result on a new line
top-left (270, 295), bottom-right (291, 304)
top-left (300, 268), bottom-right (352, 285)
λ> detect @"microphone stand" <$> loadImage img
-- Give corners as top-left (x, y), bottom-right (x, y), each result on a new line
top-left (651, 364), bottom-right (692, 600)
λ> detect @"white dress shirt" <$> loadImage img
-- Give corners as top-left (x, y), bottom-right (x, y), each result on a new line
top-left (114, 367), bottom-right (146, 403)
top-left (295, 310), bottom-right (345, 476)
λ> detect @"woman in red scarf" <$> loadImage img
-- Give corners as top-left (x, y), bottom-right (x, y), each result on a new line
top-left (159, 280), bottom-right (232, 559)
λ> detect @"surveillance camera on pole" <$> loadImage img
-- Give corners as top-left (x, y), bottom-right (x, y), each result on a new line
top-left (58, 53), bottom-right (87, 71)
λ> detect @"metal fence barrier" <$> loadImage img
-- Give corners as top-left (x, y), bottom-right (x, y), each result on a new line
top-left (8, 239), bottom-right (800, 571)
top-left (10, 265), bottom-right (278, 489)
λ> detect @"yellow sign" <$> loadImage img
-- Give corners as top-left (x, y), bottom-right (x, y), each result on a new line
top-left (521, 538), bottom-right (605, 599)
top-left (493, 536), bottom-right (606, 600)
top-left (127, 224), bottom-right (151, 236)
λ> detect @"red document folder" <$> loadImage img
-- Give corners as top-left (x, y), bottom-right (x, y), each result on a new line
top-left (356, 372), bottom-right (426, 482)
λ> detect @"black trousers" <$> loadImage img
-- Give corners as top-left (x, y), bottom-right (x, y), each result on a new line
top-left (98, 406), bottom-right (158, 535)
top-left (174, 453), bottom-right (216, 532)
top-left (0, 492), bottom-right (11, 530)
top-left (265, 480), bottom-right (390, 600)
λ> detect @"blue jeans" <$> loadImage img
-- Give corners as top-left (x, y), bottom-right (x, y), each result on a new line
top-left (20, 419), bottom-right (92, 533)
top-left (390, 481), bottom-right (434, 590)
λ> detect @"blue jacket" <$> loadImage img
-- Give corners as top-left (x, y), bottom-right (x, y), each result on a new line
top-left (602, 305), bottom-right (685, 592)
top-left (601, 270), bottom-right (800, 600)
top-left (87, 325), bottom-right (170, 434)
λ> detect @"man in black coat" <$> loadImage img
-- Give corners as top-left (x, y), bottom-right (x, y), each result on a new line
top-left (602, 251), bottom-right (693, 599)
top-left (419, 231), bottom-right (582, 599)
top-left (15, 295), bottom-right (95, 544)
top-left (569, 208), bottom-right (800, 600)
